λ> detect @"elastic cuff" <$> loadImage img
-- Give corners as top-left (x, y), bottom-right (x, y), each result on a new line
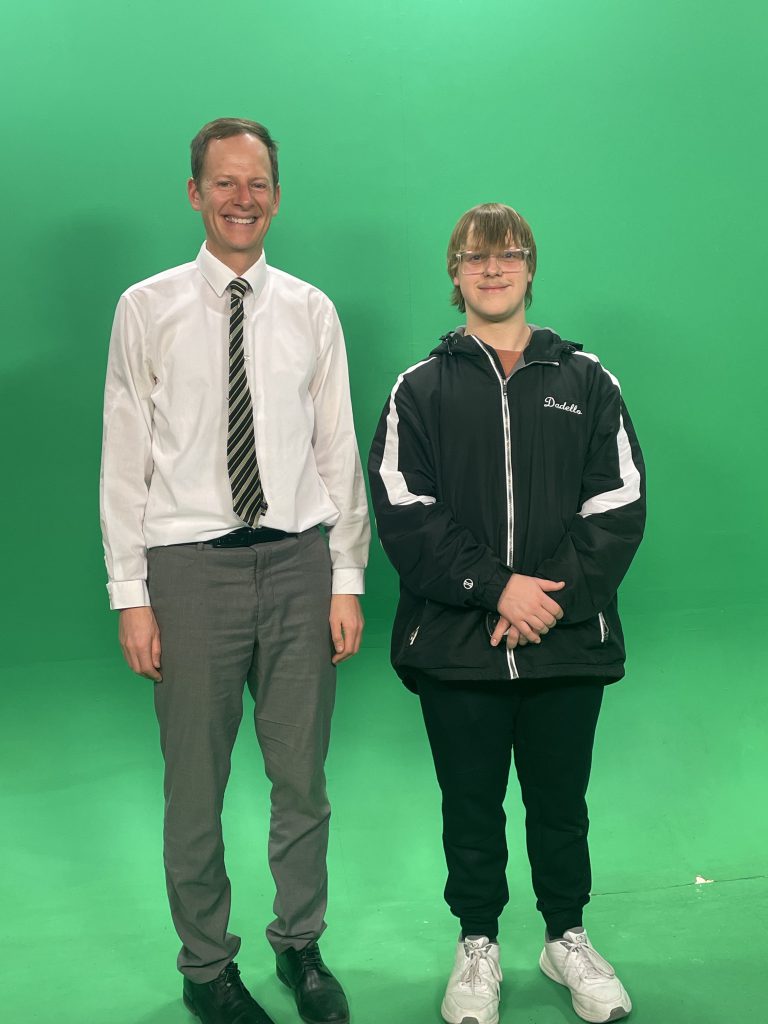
top-left (460, 922), bottom-right (499, 943)
top-left (544, 914), bottom-right (583, 939)
top-left (475, 564), bottom-right (513, 611)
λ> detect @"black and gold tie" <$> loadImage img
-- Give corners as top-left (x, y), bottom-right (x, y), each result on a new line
top-left (227, 278), bottom-right (267, 525)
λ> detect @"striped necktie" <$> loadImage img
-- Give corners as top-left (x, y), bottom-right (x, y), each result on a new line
top-left (227, 278), bottom-right (267, 526)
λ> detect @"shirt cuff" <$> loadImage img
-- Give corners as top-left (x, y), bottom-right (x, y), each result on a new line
top-left (331, 568), bottom-right (365, 595)
top-left (108, 579), bottom-right (151, 610)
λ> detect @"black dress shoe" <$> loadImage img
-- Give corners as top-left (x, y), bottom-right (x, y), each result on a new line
top-left (183, 961), bottom-right (276, 1024)
top-left (276, 943), bottom-right (349, 1024)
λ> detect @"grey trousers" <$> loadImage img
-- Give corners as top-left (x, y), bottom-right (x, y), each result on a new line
top-left (147, 528), bottom-right (336, 982)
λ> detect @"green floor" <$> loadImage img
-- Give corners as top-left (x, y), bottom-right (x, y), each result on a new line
top-left (3, 619), bottom-right (766, 1023)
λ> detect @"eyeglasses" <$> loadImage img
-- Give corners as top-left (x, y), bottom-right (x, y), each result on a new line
top-left (455, 248), bottom-right (531, 275)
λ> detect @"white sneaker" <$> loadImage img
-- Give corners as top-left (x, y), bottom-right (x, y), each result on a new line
top-left (441, 936), bottom-right (502, 1024)
top-left (539, 928), bottom-right (632, 1022)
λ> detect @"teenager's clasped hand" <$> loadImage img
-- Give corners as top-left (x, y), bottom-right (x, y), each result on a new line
top-left (492, 573), bottom-right (565, 649)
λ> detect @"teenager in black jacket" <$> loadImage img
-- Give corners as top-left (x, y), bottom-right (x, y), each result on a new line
top-left (368, 204), bottom-right (645, 1024)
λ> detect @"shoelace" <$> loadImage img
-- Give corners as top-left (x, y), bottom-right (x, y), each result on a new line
top-left (297, 944), bottom-right (325, 972)
top-left (459, 942), bottom-right (502, 992)
top-left (561, 934), bottom-right (615, 980)
top-left (217, 962), bottom-right (242, 987)
top-left (212, 962), bottom-right (250, 1006)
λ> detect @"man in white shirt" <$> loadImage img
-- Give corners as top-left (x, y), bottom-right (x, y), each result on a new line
top-left (100, 117), bottom-right (370, 1024)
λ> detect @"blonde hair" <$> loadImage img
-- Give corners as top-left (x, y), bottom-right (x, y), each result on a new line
top-left (448, 203), bottom-right (537, 312)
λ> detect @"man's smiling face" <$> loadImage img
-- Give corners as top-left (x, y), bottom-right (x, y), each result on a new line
top-left (187, 133), bottom-right (280, 272)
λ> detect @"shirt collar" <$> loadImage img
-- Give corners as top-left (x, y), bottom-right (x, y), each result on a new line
top-left (195, 243), bottom-right (268, 300)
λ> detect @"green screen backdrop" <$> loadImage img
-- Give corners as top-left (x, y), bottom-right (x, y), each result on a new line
top-left (2, 2), bottom-right (768, 1020)
top-left (0, 0), bottom-right (765, 666)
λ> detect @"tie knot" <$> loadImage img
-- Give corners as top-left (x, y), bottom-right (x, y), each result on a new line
top-left (229, 278), bottom-right (248, 302)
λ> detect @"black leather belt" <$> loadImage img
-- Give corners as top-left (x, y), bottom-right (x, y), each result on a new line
top-left (206, 526), bottom-right (297, 548)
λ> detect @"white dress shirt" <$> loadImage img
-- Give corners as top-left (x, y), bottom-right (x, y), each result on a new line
top-left (100, 244), bottom-right (370, 609)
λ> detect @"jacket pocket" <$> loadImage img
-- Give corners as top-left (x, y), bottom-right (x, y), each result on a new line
top-left (598, 612), bottom-right (609, 644)
top-left (395, 600), bottom-right (489, 672)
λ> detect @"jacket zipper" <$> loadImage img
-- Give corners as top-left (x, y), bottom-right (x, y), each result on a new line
top-left (598, 612), bottom-right (608, 643)
top-left (472, 338), bottom-right (519, 680)
top-left (500, 378), bottom-right (519, 680)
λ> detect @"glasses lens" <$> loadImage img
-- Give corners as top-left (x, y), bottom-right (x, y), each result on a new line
top-left (460, 250), bottom-right (527, 274)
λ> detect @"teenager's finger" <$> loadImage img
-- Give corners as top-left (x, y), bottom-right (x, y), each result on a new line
top-left (518, 620), bottom-right (541, 644)
top-left (490, 617), bottom-right (511, 647)
top-left (538, 579), bottom-right (565, 591)
top-left (541, 596), bottom-right (565, 619)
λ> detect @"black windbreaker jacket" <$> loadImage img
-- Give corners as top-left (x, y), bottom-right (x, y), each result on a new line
top-left (368, 328), bottom-right (646, 690)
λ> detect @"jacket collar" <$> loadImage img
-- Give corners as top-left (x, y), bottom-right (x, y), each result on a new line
top-left (430, 325), bottom-right (581, 364)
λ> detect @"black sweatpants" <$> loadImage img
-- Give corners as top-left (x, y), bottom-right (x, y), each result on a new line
top-left (418, 675), bottom-right (605, 940)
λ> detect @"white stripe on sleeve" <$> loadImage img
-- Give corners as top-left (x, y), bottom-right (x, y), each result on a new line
top-left (575, 352), bottom-right (642, 518)
top-left (379, 359), bottom-right (438, 507)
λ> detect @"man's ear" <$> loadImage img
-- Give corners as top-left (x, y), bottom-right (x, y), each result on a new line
top-left (187, 177), bottom-right (202, 211)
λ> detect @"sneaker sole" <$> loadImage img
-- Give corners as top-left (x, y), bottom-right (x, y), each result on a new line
top-left (441, 999), bottom-right (498, 1024)
top-left (538, 950), bottom-right (631, 1023)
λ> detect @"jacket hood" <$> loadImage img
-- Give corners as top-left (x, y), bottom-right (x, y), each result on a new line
top-left (429, 326), bottom-right (582, 364)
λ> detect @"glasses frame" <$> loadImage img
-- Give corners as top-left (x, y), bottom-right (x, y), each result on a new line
top-left (455, 248), bottom-right (532, 275)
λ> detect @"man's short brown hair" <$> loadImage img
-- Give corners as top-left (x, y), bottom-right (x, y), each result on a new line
top-left (190, 118), bottom-right (279, 187)
top-left (447, 203), bottom-right (537, 312)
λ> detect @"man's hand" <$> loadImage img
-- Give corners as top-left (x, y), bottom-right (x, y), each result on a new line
top-left (329, 594), bottom-right (364, 665)
top-left (492, 574), bottom-right (564, 648)
top-left (119, 606), bottom-right (162, 681)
